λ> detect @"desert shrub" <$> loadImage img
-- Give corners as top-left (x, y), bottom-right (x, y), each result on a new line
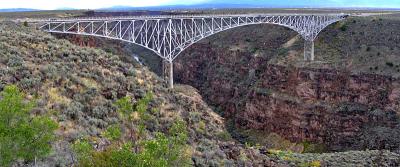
top-left (135, 92), bottom-right (154, 117)
top-left (216, 131), bottom-right (232, 141)
top-left (40, 64), bottom-right (58, 79)
top-left (72, 139), bottom-right (94, 166)
top-left (189, 111), bottom-right (201, 122)
top-left (386, 62), bottom-right (394, 67)
top-left (103, 124), bottom-right (122, 141)
top-left (64, 101), bottom-right (85, 120)
top-left (74, 88), bottom-right (98, 104)
top-left (23, 21), bottom-right (29, 27)
top-left (6, 55), bottom-right (24, 67)
top-left (126, 67), bottom-right (137, 77)
top-left (19, 76), bottom-right (42, 89)
top-left (302, 141), bottom-right (327, 153)
top-left (104, 48), bottom-right (114, 53)
top-left (340, 24), bottom-right (348, 31)
top-left (197, 120), bottom-right (206, 134)
top-left (267, 149), bottom-right (294, 161)
top-left (91, 102), bottom-right (114, 120)
top-left (299, 161), bottom-right (321, 167)
top-left (250, 47), bottom-right (259, 54)
top-left (115, 96), bottom-right (134, 117)
top-left (0, 85), bottom-right (58, 166)
top-left (135, 92), bottom-right (154, 137)
top-left (73, 120), bottom-right (191, 167)
top-left (88, 117), bottom-right (108, 129)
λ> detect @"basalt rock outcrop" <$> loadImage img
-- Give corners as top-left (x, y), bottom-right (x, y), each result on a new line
top-left (174, 43), bottom-right (400, 152)
top-left (240, 65), bottom-right (400, 151)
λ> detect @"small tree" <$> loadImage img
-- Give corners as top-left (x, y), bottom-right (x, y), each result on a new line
top-left (0, 85), bottom-right (58, 166)
top-left (72, 139), bottom-right (95, 166)
top-left (114, 96), bottom-right (133, 118)
top-left (114, 92), bottom-right (153, 144)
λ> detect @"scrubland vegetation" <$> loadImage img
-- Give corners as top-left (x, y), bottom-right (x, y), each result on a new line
top-left (1, 10), bottom-right (400, 167)
top-left (0, 22), bottom-right (274, 166)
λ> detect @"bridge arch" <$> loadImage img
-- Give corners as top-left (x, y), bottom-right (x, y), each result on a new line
top-left (38, 14), bottom-right (348, 88)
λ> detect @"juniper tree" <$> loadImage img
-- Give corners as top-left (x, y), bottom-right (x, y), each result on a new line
top-left (0, 85), bottom-right (58, 166)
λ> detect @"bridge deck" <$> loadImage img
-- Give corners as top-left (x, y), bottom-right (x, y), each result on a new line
top-left (27, 13), bottom-right (349, 22)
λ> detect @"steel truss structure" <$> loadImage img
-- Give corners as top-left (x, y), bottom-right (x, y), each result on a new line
top-left (38, 14), bottom-right (348, 88)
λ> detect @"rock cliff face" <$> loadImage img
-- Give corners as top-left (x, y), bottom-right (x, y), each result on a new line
top-left (174, 44), bottom-right (400, 152)
top-left (59, 19), bottom-right (400, 152)
top-left (241, 65), bottom-right (400, 151)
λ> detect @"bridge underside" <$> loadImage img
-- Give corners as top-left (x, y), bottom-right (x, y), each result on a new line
top-left (38, 14), bottom-right (348, 88)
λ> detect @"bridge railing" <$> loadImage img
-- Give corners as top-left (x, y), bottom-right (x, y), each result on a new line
top-left (26, 13), bottom-right (348, 23)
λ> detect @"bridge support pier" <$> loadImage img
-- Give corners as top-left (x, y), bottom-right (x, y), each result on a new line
top-left (162, 60), bottom-right (174, 88)
top-left (304, 40), bottom-right (315, 61)
top-left (168, 61), bottom-right (174, 89)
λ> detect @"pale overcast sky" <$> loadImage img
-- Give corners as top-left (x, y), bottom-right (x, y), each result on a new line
top-left (0, 0), bottom-right (209, 10)
top-left (0, 0), bottom-right (399, 10)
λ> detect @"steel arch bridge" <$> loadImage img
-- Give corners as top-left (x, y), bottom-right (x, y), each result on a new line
top-left (37, 13), bottom-right (348, 88)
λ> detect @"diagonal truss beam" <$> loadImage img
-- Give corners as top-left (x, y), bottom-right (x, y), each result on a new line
top-left (39, 14), bottom-right (348, 62)
top-left (37, 13), bottom-right (348, 88)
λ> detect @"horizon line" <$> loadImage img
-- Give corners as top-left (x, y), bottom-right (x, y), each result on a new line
top-left (1, 6), bottom-right (400, 11)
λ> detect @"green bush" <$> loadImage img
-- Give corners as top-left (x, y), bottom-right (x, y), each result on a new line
top-left (103, 124), bottom-right (122, 141)
top-left (340, 24), bottom-right (348, 31)
top-left (73, 120), bottom-right (191, 167)
top-left (135, 92), bottom-right (153, 116)
top-left (72, 139), bottom-right (94, 166)
top-left (0, 85), bottom-right (58, 166)
top-left (302, 141), bottom-right (327, 153)
top-left (216, 131), bottom-right (232, 141)
top-left (115, 96), bottom-right (133, 117)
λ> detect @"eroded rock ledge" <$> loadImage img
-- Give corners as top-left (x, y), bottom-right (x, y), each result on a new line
top-left (174, 45), bottom-right (400, 152)
top-left (239, 65), bottom-right (400, 151)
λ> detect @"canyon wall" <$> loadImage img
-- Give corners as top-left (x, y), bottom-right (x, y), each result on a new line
top-left (174, 44), bottom-right (400, 152)
top-left (58, 18), bottom-right (400, 152)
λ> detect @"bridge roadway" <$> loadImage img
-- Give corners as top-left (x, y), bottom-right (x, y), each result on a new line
top-left (34, 13), bottom-right (349, 88)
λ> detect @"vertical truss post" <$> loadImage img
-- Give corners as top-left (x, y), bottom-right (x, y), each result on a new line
top-left (119, 21), bottom-right (122, 39)
top-left (168, 19), bottom-right (174, 89)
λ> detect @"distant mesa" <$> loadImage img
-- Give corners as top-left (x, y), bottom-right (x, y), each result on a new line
top-left (0, 8), bottom-right (39, 12)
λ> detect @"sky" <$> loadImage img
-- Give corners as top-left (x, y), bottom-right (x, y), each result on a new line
top-left (0, 0), bottom-right (399, 10)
